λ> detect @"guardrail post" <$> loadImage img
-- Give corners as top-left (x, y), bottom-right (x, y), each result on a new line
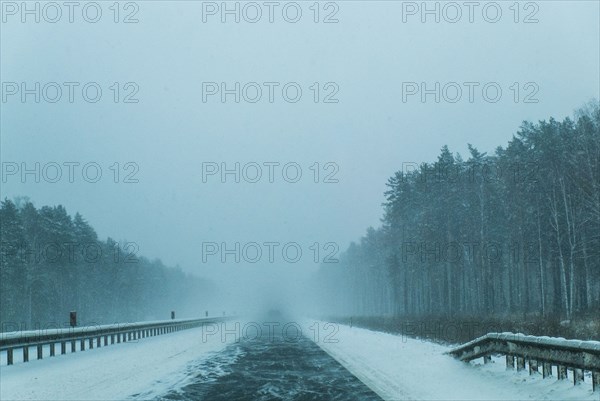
top-left (558, 365), bottom-right (567, 380)
top-left (7, 348), bottom-right (13, 365)
top-left (50, 343), bottom-right (55, 356)
top-left (104, 336), bottom-right (108, 346)
top-left (111, 334), bottom-right (115, 344)
top-left (529, 360), bottom-right (538, 374)
top-left (37, 344), bottom-right (43, 359)
top-left (542, 362), bottom-right (552, 378)
top-left (80, 339), bottom-right (85, 351)
top-left (573, 368), bottom-right (584, 385)
top-left (61, 342), bottom-right (66, 354)
top-left (71, 340), bottom-right (76, 352)
top-left (592, 371), bottom-right (599, 392)
top-left (97, 337), bottom-right (101, 347)
top-left (23, 346), bottom-right (29, 362)
top-left (89, 338), bottom-right (94, 349)
top-left (506, 355), bottom-right (515, 370)
top-left (517, 357), bottom-right (525, 371)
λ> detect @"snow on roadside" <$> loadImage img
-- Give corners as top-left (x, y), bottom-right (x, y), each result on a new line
top-left (0, 324), bottom-right (235, 400)
top-left (309, 322), bottom-right (598, 401)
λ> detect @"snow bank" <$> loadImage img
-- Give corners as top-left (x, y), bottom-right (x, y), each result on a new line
top-left (310, 322), bottom-right (598, 401)
top-left (0, 324), bottom-right (235, 400)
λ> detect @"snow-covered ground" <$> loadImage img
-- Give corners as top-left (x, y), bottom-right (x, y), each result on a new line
top-left (0, 324), bottom-right (236, 400)
top-left (2, 319), bottom-right (598, 400)
top-left (312, 322), bottom-right (599, 401)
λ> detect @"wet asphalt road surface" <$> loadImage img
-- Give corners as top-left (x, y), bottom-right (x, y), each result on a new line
top-left (158, 325), bottom-right (382, 401)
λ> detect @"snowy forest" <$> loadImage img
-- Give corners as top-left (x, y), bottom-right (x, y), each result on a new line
top-left (0, 201), bottom-right (213, 330)
top-left (2, 103), bottom-right (599, 335)
top-left (314, 102), bottom-right (600, 325)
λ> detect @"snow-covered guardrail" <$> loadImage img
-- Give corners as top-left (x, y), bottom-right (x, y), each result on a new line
top-left (447, 332), bottom-right (600, 392)
top-left (0, 316), bottom-right (228, 366)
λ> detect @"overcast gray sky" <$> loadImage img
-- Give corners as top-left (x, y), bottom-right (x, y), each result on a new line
top-left (1, 1), bottom-right (599, 309)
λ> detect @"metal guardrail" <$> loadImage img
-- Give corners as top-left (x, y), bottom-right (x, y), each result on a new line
top-left (447, 332), bottom-right (600, 392)
top-left (0, 316), bottom-right (226, 366)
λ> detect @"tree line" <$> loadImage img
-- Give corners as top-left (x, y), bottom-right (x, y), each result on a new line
top-left (314, 102), bottom-right (600, 322)
top-left (0, 200), bottom-right (213, 331)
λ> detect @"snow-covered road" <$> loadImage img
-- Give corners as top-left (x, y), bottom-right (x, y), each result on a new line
top-left (1, 321), bottom-right (598, 400)
top-left (0, 324), bottom-right (235, 400)
top-left (314, 323), bottom-right (598, 401)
